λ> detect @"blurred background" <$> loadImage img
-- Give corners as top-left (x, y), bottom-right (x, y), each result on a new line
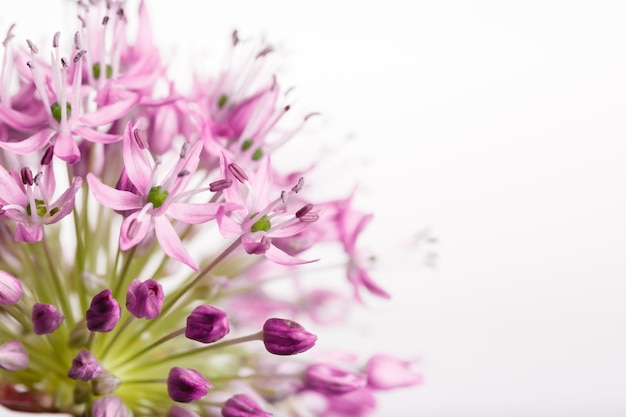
top-left (3, 1), bottom-right (626, 416)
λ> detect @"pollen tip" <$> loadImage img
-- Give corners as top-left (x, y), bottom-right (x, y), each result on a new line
top-left (133, 129), bottom-right (148, 150)
top-left (53, 32), bottom-right (60, 48)
top-left (228, 163), bottom-right (249, 183)
top-left (232, 29), bottom-right (239, 46)
top-left (255, 46), bottom-right (274, 59)
top-left (20, 167), bottom-right (33, 186)
top-left (26, 39), bottom-right (38, 54)
top-left (305, 112), bottom-right (321, 121)
top-left (73, 31), bottom-right (81, 49)
top-left (177, 170), bottom-right (190, 178)
top-left (179, 142), bottom-right (190, 159)
top-left (102, 16), bottom-right (109, 25)
top-left (291, 177), bottom-right (304, 193)
top-left (3, 23), bottom-right (16, 47)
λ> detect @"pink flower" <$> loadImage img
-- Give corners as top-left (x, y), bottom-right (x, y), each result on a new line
top-left (87, 122), bottom-right (238, 270)
top-left (217, 155), bottom-right (318, 266)
top-left (365, 354), bottom-right (422, 390)
top-left (0, 160), bottom-right (82, 242)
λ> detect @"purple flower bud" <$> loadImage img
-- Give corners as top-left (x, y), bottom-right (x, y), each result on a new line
top-left (86, 289), bottom-right (121, 332)
top-left (67, 349), bottom-right (102, 381)
top-left (185, 305), bottom-right (230, 344)
top-left (0, 271), bottom-right (23, 305)
top-left (167, 367), bottom-right (212, 403)
top-left (365, 354), bottom-right (422, 390)
top-left (221, 394), bottom-right (272, 417)
top-left (92, 395), bottom-right (130, 417)
top-left (32, 303), bottom-right (64, 335)
top-left (262, 318), bottom-right (317, 356)
top-left (167, 405), bottom-right (201, 417)
top-left (304, 363), bottom-right (367, 395)
top-left (0, 340), bottom-right (29, 371)
top-left (125, 279), bottom-right (164, 320)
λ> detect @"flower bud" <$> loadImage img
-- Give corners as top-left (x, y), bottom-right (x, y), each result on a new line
top-left (185, 305), bottom-right (230, 343)
top-left (86, 289), bottom-right (120, 332)
top-left (67, 349), bottom-right (102, 381)
top-left (32, 303), bottom-right (64, 335)
top-left (92, 395), bottom-right (130, 417)
top-left (304, 363), bottom-right (366, 395)
top-left (167, 405), bottom-right (201, 417)
top-left (365, 354), bottom-right (422, 389)
top-left (167, 367), bottom-right (212, 403)
top-left (221, 394), bottom-right (272, 417)
top-left (0, 270), bottom-right (23, 305)
top-left (0, 340), bottom-right (29, 371)
top-left (125, 279), bottom-right (164, 320)
top-left (92, 370), bottom-right (121, 395)
top-left (262, 318), bottom-right (317, 356)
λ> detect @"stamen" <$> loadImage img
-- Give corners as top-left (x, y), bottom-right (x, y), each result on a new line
top-left (291, 177), bottom-right (304, 193)
top-left (232, 30), bottom-right (239, 46)
top-left (26, 61), bottom-right (32, 69)
top-left (298, 212), bottom-right (319, 223)
top-left (33, 172), bottom-right (43, 186)
top-left (21, 167), bottom-right (33, 186)
top-left (73, 49), bottom-right (86, 63)
top-left (179, 142), bottom-right (190, 159)
top-left (284, 105), bottom-right (291, 112)
top-left (117, 8), bottom-right (125, 19)
top-left (280, 191), bottom-right (287, 204)
top-left (228, 163), bottom-right (248, 183)
top-left (102, 16), bottom-right (109, 25)
top-left (256, 46), bottom-right (274, 59)
top-left (133, 129), bottom-right (148, 149)
top-left (41, 146), bottom-right (54, 165)
top-left (74, 31), bottom-right (81, 50)
top-left (77, 15), bottom-right (86, 28)
top-left (61, 58), bottom-right (68, 68)
top-left (305, 112), bottom-right (321, 121)
top-left (209, 179), bottom-right (232, 192)
top-left (2, 24), bottom-right (15, 48)
top-left (53, 32), bottom-right (60, 48)
top-left (295, 204), bottom-right (313, 219)
top-left (177, 170), bottom-right (190, 178)
top-left (26, 39), bottom-right (38, 54)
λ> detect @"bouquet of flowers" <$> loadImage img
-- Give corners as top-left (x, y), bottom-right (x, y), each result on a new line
top-left (0, 1), bottom-right (420, 416)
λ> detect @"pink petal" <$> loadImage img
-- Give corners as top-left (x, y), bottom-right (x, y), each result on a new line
top-left (79, 94), bottom-right (139, 127)
top-left (167, 202), bottom-right (239, 224)
top-left (0, 104), bottom-right (45, 131)
top-left (15, 222), bottom-right (43, 242)
top-left (216, 206), bottom-right (244, 238)
top-left (119, 210), bottom-right (152, 251)
top-left (265, 244), bottom-right (318, 266)
top-left (47, 176), bottom-right (84, 225)
top-left (268, 221), bottom-right (308, 238)
top-left (0, 128), bottom-right (55, 155)
top-left (54, 131), bottom-right (80, 164)
top-left (153, 215), bottom-right (198, 270)
top-left (0, 166), bottom-right (26, 206)
top-left (86, 173), bottom-right (143, 211)
top-left (73, 125), bottom-right (122, 144)
top-left (121, 121), bottom-right (151, 194)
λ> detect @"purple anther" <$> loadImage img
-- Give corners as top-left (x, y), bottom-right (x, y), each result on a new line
top-left (61, 58), bottom-right (69, 68)
top-left (295, 203), bottom-right (313, 219)
top-left (232, 30), bottom-right (239, 46)
top-left (177, 170), bottom-right (190, 178)
top-left (179, 142), bottom-right (190, 159)
top-left (256, 46), bottom-right (274, 59)
top-left (26, 39), bottom-right (38, 54)
top-left (41, 146), bottom-right (54, 165)
top-left (133, 129), bottom-right (148, 149)
top-left (304, 112), bottom-right (321, 121)
top-left (208, 179), bottom-right (232, 192)
top-left (291, 177), bottom-right (304, 193)
top-left (284, 105), bottom-right (291, 112)
top-left (228, 163), bottom-right (248, 183)
top-left (53, 32), bottom-right (60, 48)
top-left (299, 212), bottom-right (319, 223)
top-left (73, 49), bottom-right (86, 63)
top-left (77, 15), bottom-right (86, 28)
top-left (33, 172), bottom-right (43, 186)
top-left (20, 167), bottom-right (33, 186)
top-left (2, 24), bottom-right (15, 48)
top-left (102, 16), bottom-right (109, 25)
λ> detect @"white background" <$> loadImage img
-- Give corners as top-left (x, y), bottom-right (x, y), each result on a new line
top-left (3, 1), bottom-right (626, 416)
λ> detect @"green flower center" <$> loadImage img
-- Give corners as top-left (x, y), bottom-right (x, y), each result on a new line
top-left (50, 102), bottom-right (72, 123)
top-left (217, 94), bottom-right (228, 109)
top-left (251, 214), bottom-right (271, 233)
top-left (26, 199), bottom-right (47, 217)
top-left (241, 139), bottom-right (254, 151)
top-left (251, 148), bottom-right (263, 161)
top-left (147, 186), bottom-right (169, 209)
top-left (92, 62), bottom-right (113, 80)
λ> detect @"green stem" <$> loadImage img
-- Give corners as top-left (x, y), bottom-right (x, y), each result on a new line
top-left (112, 327), bottom-right (186, 369)
top-left (41, 235), bottom-right (75, 328)
top-left (112, 246), bottom-right (137, 299)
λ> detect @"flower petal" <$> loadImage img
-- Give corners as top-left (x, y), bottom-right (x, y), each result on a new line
top-left (121, 121), bottom-right (151, 194)
top-left (0, 128), bottom-right (55, 155)
top-left (153, 215), bottom-right (198, 270)
top-left (54, 131), bottom-right (81, 164)
top-left (87, 174), bottom-right (143, 211)
top-left (168, 202), bottom-right (240, 225)
top-left (264, 245), bottom-right (318, 266)
top-left (119, 210), bottom-right (152, 251)
top-left (74, 126), bottom-right (122, 144)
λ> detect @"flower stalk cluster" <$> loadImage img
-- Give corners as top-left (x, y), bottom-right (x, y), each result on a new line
top-left (0, 1), bottom-right (420, 416)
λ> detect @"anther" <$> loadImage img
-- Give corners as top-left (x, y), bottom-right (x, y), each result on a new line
top-left (228, 163), bottom-right (248, 183)
top-left (26, 61), bottom-right (33, 69)
top-left (232, 30), bottom-right (239, 46)
top-left (53, 32), bottom-right (60, 48)
top-left (179, 142), bottom-right (190, 159)
top-left (295, 203), bottom-right (313, 219)
top-left (209, 179), bottom-right (232, 192)
top-left (33, 172), bottom-right (43, 186)
top-left (74, 31), bottom-right (81, 49)
top-left (102, 16), bottom-right (109, 25)
top-left (73, 49), bottom-right (86, 63)
top-left (304, 112), bottom-right (321, 121)
top-left (133, 129), bottom-right (148, 149)
top-left (26, 39), bottom-right (38, 54)
top-left (2, 24), bottom-right (15, 48)
top-left (177, 170), bottom-right (190, 178)
top-left (291, 177), bottom-right (304, 194)
top-left (284, 105), bottom-right (291, 112)
top-left (280, 191), bottom-right (287, 203)
top-left (20, 167), bottom-right (33, 186)
top-left (61, 58), bottom-right (69, 68)
top-left (77, 15), bottom-right (86, 28)
top-left (256, 46), bottom-right (274, 59)
top-left (41, 146), bottom-right (54, 165)
top-left (117, 8), bottom-right (125, 19)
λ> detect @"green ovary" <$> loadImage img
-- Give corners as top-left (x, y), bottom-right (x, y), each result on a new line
top-left (251, 214), bottom-right (271, 233)
top-left (50, 102), bottom-right (72, 123)
top-left (147, 186), bottom-right (169, 209)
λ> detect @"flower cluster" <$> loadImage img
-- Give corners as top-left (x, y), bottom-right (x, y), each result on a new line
top-left (0, 1), bottom-right (420, 416)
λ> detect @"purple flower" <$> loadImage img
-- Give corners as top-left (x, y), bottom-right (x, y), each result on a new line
top-left (86, 289), bottom-right (121, 332)
top-left (167, 367), bottom-right (212, 403)
top-left (92, 395), bottom-right (130, 417)
top-left (185, 305), bottom-right (230, 344)
top-left (0, 340), bottom-right (28, 371)
top-left (262, 318), bottom-right (317, 356)
top-left (67, 349), bottom-right (102, 381)
top-left (221, 394), bottom-right (272, 417)
top-left (366, 354), bottom-right (422, 390)
top-left (0, 270), bottom-right (22, 305)
top-left (32, 303), bottom-right (64, 335)
top-left (125, 279), bottom-right (164, 320)
top-left (304, 364), bottom-right (366, 396)
top-left (87, 121), bottom-right (239, 270)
